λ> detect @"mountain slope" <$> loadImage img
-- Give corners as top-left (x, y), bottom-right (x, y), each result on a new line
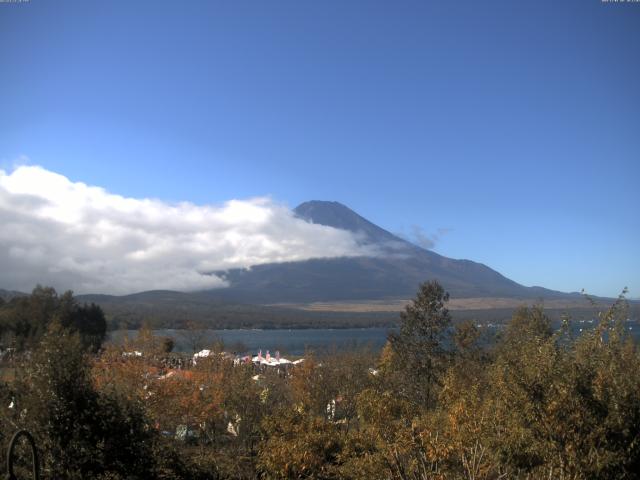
top-left (208, 201), bottom-right (572, 303)
top-left (0, 288), bottom-right (26, 301)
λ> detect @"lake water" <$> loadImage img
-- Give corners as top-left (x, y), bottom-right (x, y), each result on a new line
top-left (109, 328), bottom-right (394, 355)
top-left (108, 321), bottom-right (640, 356)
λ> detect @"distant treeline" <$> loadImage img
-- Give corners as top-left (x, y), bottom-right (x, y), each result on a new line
top-left (4, 285), bottom-right (637, 331)
top-left (0, 286), bottom-right (107, 352)
top-left (80, 292), bottom-right (638, 331)
top-left (79, 293), bottom-right (400, 330)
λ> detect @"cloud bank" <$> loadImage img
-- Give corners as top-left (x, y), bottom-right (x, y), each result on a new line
top-left (0, 166), bottom-right (376, 295)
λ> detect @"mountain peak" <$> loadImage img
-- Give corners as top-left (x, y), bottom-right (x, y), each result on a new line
top-left (294, 200), bottom-right (400, 245)
top-left (294, 201), bottom-right (357, 224)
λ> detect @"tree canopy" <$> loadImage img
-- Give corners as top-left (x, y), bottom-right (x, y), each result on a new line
top-left (0, 286), bottom-right (107, 352)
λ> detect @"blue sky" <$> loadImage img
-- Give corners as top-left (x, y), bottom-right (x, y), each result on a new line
top-left (1, 0), bottom-right (638, 297)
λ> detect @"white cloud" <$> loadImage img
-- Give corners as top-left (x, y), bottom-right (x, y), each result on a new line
top-left (0, 165), bottom-right (376, 294)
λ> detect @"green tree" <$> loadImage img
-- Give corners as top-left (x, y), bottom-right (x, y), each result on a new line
top-left (0, 285), bottom-right (58, 350)
top-left (0, 286), bottom-right (106, 352)
top-left (388, 280), bottom-right (452, 408)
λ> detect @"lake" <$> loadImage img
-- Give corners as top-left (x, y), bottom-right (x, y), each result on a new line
top-left (109, 328), bottom-right (394, 355)
top-left (108, 321), bottom-right (640, 356)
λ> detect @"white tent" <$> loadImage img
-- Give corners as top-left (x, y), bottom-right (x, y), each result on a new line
top-left (251, 350), bottom-right (295, 367)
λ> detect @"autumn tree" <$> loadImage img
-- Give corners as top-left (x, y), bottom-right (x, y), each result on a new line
top-left (484, 295), bottom-right (640, 479)
top-left (15, 321), bottom-right (155, 479)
